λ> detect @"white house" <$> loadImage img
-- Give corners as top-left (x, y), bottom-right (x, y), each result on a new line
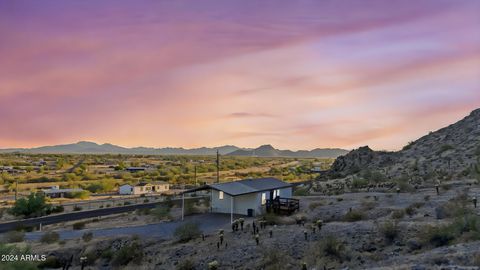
top-left (119, 181), bottom-right (170, 195)
top-left (182, 178), bottom-right (297, 222)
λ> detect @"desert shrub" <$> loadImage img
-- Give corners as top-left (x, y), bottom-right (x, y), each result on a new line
top-left (437, 144), bottom-right (454, 154)
top-left (65, 190), bottom-right (90, 199)
top-left (336, 197), bottom-right (343, 202)
top-left (260, 248), bottom-right (290, 270)
top-left (176, 259), bottom-right (196, 270)
top-left (101, 248), bottom-right (113, 260)
top-left (4, 230), bottom-right (25, 243)
top-left (343, 210), bottom-right (364, 222)
top-left (82, 232), bottom-right (93, 242)
top-left (420, 224), bottom-right (455, 247)
top-left (379, 221), bottom-right (399, 242)
top-left (405, 205), bottom-right (417, 217)
top-left (40, 231), bottom-right (59, 244)
top-left (396, 181), bottom-right (414, 193)
top-left (72, 222), bottom-right (86, 230)
top-left (174, 222), bottom-right (201, 242)
top-left (424, 195), bottom-right (430, 201)
top-left (9, 193), bottom-right (50, 218)
top-left (150, 205), bottom-right (171, 220)
top-left (50, 205), bottom-right (64, 214)
top-left (112, 241), bottom-right (144, 266)
top-left (315, 235), bottom-right (346, 261)
top-left (474, 252), bottom-right (480, 266)
top-left (441, 184), bottom-right (452, 191)
top-left (391, 209), bottom-right (405, 219)
top-left (263, 213), bottom-right (280, 225)
top-left (435, 193), bottom-right (471, 219)
top-left (123, 201), bottom-right (131, 206)
top-left (293, 187), bottom-right (309, 196)
top-left (73, 206), bottom-right (82, 211)
top-left (136, 208), bottom-right (151, 215)
top-left (351, 178), bottom-right (368, 189)
top-left (309, 201), bottom-right (323, 211)
top-left (421, 214), bottom-right (480, 247)
top-left (143, 199), bottom-right (149, 203)
top-left (361, 201), bottom-right (377, 211)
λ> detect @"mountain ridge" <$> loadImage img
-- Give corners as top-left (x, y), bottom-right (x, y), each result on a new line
top-left (0, 142), bottom-right (348, 158)
top-left (328, 108), bottom-right (480, 180)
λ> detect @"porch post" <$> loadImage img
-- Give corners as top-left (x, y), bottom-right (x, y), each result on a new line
top-left (181, 193), bottom-right (184, 221)
top-left (230, 195), bottom-right (233, 224)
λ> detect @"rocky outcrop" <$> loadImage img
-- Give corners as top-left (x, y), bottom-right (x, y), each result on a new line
top-left (328, 108), bottom-right (480, 181)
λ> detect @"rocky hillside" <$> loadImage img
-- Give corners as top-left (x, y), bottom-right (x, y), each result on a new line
top-left (328, 108), bottom-right (480, 181)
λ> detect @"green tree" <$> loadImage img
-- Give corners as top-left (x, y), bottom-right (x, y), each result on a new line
top-left (10, 193), bottom-right (50, 218)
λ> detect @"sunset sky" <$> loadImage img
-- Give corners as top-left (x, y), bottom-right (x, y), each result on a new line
top-left (0, 0), bottom-right (479, 151)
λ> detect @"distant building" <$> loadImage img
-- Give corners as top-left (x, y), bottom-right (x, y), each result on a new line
top-left (41, 187), bottom-right (83, 198)
top-left (125, 167), bottom-right (146, 173)
top-left (119, 181), bottom-right (170, 195)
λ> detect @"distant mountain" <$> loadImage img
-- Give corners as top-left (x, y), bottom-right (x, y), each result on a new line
top-left (0, 142), bottom-right (348, 158)
top-left (0, 142), bottom-right (241, 155)
top-left (226, 144), bottom-right (348, 158)
top-left (328, 108), bottom-right (480, 180)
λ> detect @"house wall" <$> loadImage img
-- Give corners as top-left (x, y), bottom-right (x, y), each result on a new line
top-left (153, 184), bottom-right (169, 192)
top-left (210, 187), bottom-right (293, 216)
top-left (119, 185), bottom-right (133, 195)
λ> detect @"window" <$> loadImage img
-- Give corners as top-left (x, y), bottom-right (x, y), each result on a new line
top-left (219, 191), bottom-right (224, 200)
top-left (261, 193), bottom-right (266, 205)
top-left (276, 189), bottom-right (281, 197)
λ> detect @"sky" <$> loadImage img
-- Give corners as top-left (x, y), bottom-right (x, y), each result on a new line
top-left (0, 0), bottom-right (479, 151)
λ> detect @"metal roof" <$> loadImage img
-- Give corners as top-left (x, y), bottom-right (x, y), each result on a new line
top-left (183, 177), bottom-right (292, 196)
top-left (42, 188), bottom-right (83, 194)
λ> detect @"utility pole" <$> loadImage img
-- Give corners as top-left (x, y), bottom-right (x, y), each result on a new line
top-left (216, 150), bottom-right (220, 183)
top-left (15, 179), bottom-right (18, 201)
top-left (194, 165), bottom-right (197, 186)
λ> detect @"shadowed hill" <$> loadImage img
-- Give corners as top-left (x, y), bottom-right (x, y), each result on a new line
top-left (328, 108), bottom-right (480, 181)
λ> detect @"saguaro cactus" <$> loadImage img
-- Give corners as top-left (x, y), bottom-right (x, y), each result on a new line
top-left (255, 234), bottom-right (260, 245)
top-left (303, 230), bottom-right (308, 241)
top-left (473, 196), bottom-right (477, 208)
top-left (316, 219), bottom-right (323, 231)
top-left (239, 218), bottom-right (244, 231)
top-left (435, 184), bottom-right (439, 195)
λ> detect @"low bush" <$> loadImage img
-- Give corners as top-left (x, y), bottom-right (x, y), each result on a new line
top-left (420, 214), bottom-right (480, 247)
top-left (379, 221), bottom-right (399, 242)
top-left (4, 230), bottom-right (25, 243)
top-left (174, 222), bottom-right (201, 242)
top-left (315, 235), bottom-right (347, 261)
top-left (293, 187), bottom-right (309, 196)
top-left (176, 259), bottom-right (196, 270)
top-left (40, 231), bottom-right (60, 244)
top-left (391, 209), bottom-right (405, 219)
top-left (72, 222), bottom-right (86, 230)
top-left (343, 210), bottom-right (364, 222)
top-left (82, 232), bottom-right (93, 242)
top-left (150, 205), bottom-right (171, 220)
top-left (73, 206), bottom-right (82, 211)
top-left (308, 201), bottom-right (323, 211)
top-left (112, 241), bottom-right (144, 266)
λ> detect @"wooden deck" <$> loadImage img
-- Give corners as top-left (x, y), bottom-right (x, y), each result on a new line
top-left (266, 197), bottom-right (299, 215)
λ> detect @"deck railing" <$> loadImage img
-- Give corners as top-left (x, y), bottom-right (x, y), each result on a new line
top-left (265, 197), bottom-right (299, 214)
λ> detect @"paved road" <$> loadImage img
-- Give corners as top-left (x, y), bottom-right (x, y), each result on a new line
top-left (24, 213), bottom-right (248, 241)
top-left (0, 197), bottom-right (204, 233)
